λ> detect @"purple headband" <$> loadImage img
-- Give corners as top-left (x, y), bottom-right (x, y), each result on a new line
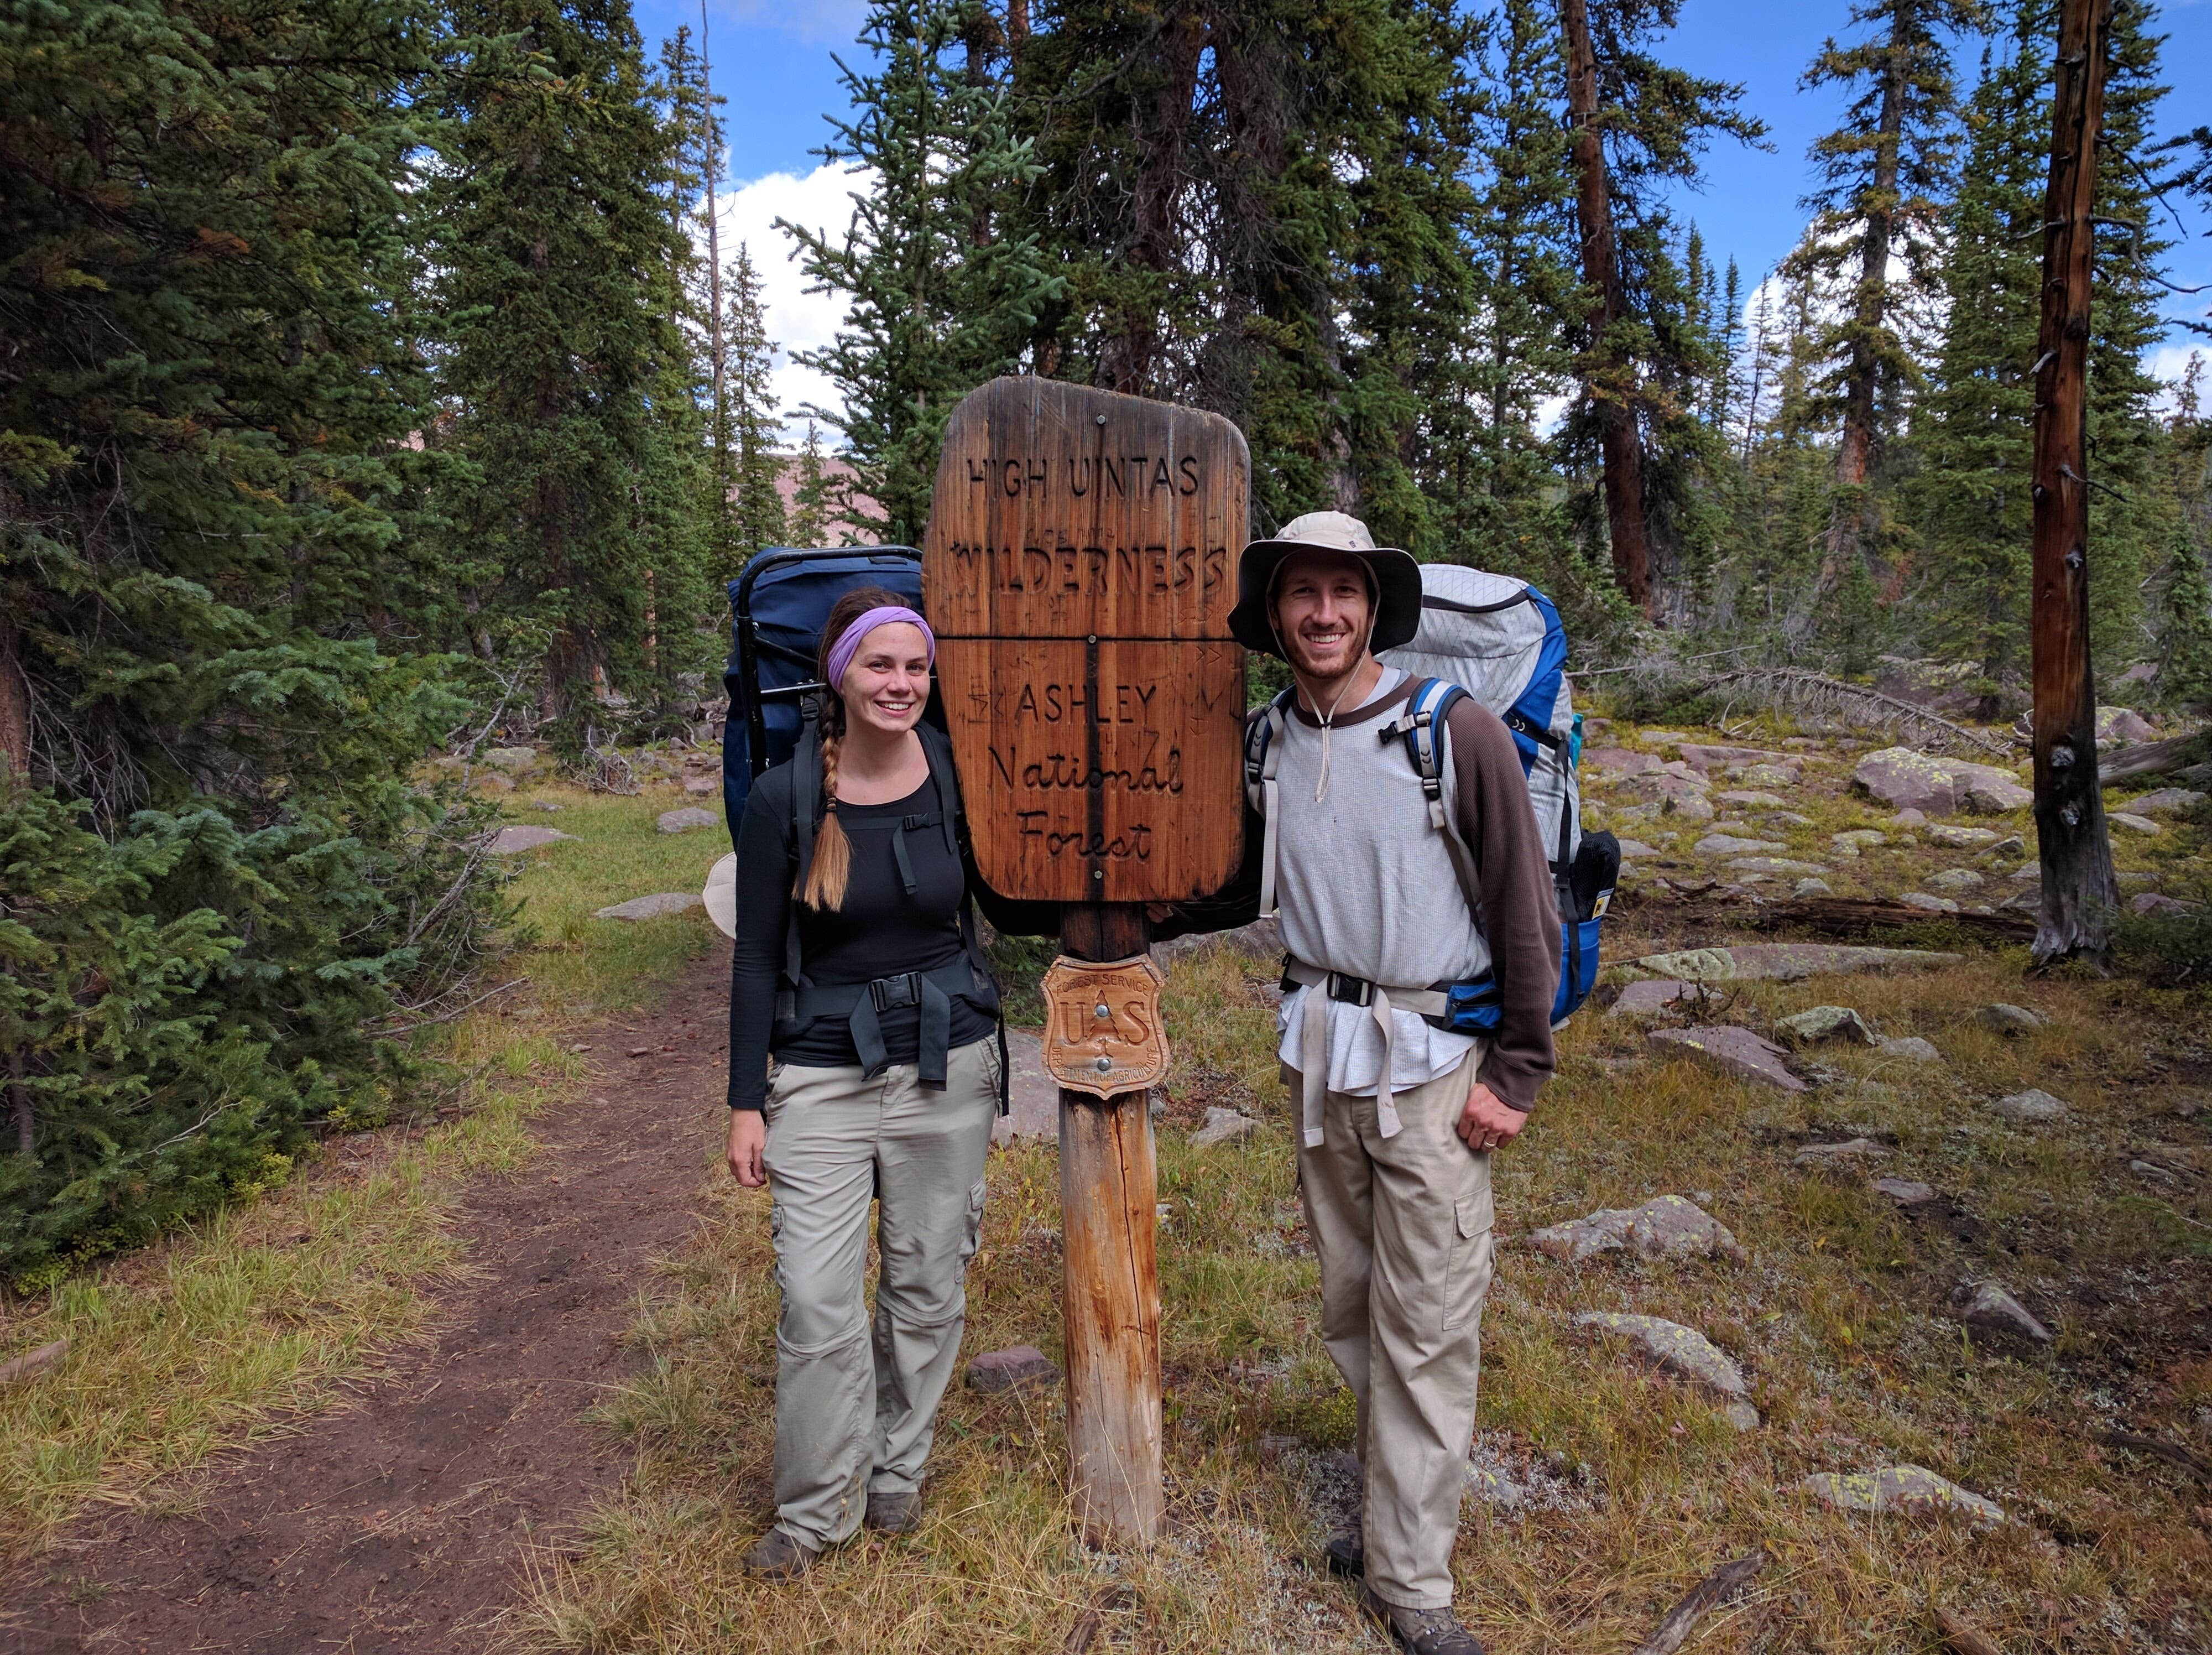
top-left (825, 605), bottom-right (935, 690)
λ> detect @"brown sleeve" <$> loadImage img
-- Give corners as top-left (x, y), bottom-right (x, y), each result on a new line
top-left (1445, 699), bottom-right (1561, 1111)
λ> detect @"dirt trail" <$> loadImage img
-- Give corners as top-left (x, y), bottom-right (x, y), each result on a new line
top-left (6, 951), bottom-right (731, 1655)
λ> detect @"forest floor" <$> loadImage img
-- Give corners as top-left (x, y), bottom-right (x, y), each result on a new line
top-left (6, 715), bottom-right (2212, 1653)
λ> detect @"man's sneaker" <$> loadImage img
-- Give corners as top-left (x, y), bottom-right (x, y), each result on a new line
top-left (744, 1527), bottom-right (820, 1579)
top-left (1359, 1589), bottom-right (1486, 1655)
top-left (1323, 1530), bottom-right (1365, 1578)
top-left (865, 1488), bottom-right (923, 1534)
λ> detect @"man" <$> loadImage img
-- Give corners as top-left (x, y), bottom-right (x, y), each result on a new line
top-left (1227, 512), bottom-right (1559, 1655)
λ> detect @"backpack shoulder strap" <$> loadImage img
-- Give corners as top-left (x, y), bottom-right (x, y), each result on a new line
top-left (1382, 677), bottom-right (1483, 915)
top-left (1243, 688), bottom-right (1296, 917)
top-left (778, 714), bottom-right (824, 1011)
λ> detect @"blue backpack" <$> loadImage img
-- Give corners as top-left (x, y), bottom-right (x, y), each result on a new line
top-left (1243, 564), bottom-right (1617, 1030)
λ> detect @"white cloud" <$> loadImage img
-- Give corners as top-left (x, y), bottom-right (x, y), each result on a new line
top-left (704, 162), bottom-right (867, 442)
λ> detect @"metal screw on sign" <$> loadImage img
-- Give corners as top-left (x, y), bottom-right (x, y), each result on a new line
top-left (1094, 1003), bottom-right (1111, 1020)
top-left (1095, 1056), bottom-right (1113, 1073)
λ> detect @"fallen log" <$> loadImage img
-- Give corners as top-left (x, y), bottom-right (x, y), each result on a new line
top-left (2095, 1428), bottom-right (2212, 1484)
top-left (2099, 733), bottom-right (2208, 787)
top-left (1631, 1550), bottom-right (1767, 1655)
top-left (1617, 889), bottom-right (2037, 944)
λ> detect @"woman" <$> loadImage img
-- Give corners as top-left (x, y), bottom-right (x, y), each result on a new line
top-left (725, 587), bottom-right (1005, 1579)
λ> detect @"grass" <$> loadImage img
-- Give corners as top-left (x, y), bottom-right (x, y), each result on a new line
top-left (0, 772), bottom-right (729, 1562)
top-left (504, 718), bottom-right (2212, 1655)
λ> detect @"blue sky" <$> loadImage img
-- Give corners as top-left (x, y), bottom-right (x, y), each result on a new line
top-left (640, 0), bottom-right (2212, 426)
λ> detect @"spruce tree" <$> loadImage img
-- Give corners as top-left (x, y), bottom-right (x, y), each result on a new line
top-left (427, 0), bottom-right (708, 720)
top-left (1787, 0), bottom-right (1977, 581)
top-left (0, 0), bottom-right (504, 1279)
top-left (724, 244), bottom-right (790, 563)
top-left (788, 421), bottom-right (836, 548)
top-left (784, 0), bottom-right (1057, 544)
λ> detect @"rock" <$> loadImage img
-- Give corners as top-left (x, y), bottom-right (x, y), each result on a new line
top-left (1615, 838), bottom-right (1660, 858)
top-left (2009, 862), bottom-right (2041, 883)
top-left (1718, 790), bottom-right (1787, 809)
top-left (1773, 1006), bottom-right (1878, 1048)
top-left (1524, 1194), bottom-right (1747, 1263)
top-left (1677, 744), bottom-right (1794, 772)
top-left (1960, 1281), bottom-right (2052, 1344)
top-left (1897, 893), bottom-right (1959, 914)
top-left (1463, 1465), bottom-right (1528, 1509)
top-left (594, 892), bottom-right (703, 922)
top-left (992, 1028), bottom-right (1060, 1144)
top-left (2097, 705), bottom-right (2157, 746)
top-left (1610, 979), bottom-right (1697, 1017)
top-left (1987, 834), bottom-right (2027, 857)
top-left (1694, 834), bottom-right (1788, 856)
top-left (656, 807), bottom-right (722, 835)
top-left (1888, 808), bottom-right (1927, 828)
top-left (1794, 1138), bottom-right (1890, 1167)
top-left (1573, 1311), bottom-right (1751, 1402)
top-left (1723, 1401), bottom-right (1763, 1432)
top-left (1872, 1178), bottom-right (1939, 1208)
top-left (1737, 763), bottom-right (1801, 789)
top-left (487, 825), bottom-right (578, 854)
top-left (1974, 1003), bottom-right (2043, 1035)
top-left (1629, 945), bottom-right (1961, 983)
top-left (1853, 748), bottom-right (1958, 813)
top-left (0, 1337), bottom-right (67, 1388)
top-left (1190, 1106), bottom-right (1261, 1148)
top-left (1990, 1088), bottom-right (2068, 1124)
top-left (1759, 811), bottom-right (1815, 829)
top-left (1927, 868), bottom-right (1983, 892)
top-left (1793, 878), bottom-right (1834, 897)
top-left (1647, 1026), bottom-right (1807, 1092)
top-left (967, 1344), bottom-right (1062, 1392)
top-left (1665, 792), bottom-right (1717, 823)
top-left (530, 800), bottom-right (565, 812)
top-left (1832, 830), bottom-right (1888, 855)
top-left (1587, 746), bottom-right (1661, 777)
top-left (1801, 1466), bottom-right (2006, 1528)
top-left (1878, 1036), bottom-right (1942, 1061)
top-left (480, 745), bottom-right (544, 774)
top-left (2127, 788), bottom-right (2205, 814)
top-left (1960, 772), bottom-right (2034, 813)
top-left (1926, 825), bottom-right (2000, 849)
top-left (1854, 748), bottom-right (2031, 816)
top-left (1634, 772), bottom-right (1712, 804)
top-left (1729, 857), bottom-right (1829, 876)
top-left (2109, 811), bottom-right (2162, 835)
top-left (682, 776), bottom-right (718, 795)
top-left (2130, 892), bottom-right (2197, 917)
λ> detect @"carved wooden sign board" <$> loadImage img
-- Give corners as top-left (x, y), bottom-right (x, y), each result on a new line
top-left (1040, 954), bottom-right (1169, 1099)
top-left (922, 377), bottom-right (1249, 905)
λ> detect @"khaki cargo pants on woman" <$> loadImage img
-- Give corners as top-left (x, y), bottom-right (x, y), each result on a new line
top-left (1293, 1047), bottom-right (1495, 1611)
top-left (761, 1035), bottom-right (999, 1549)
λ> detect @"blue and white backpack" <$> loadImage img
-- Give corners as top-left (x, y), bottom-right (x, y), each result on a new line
top-left (1243, 563), bottom-right (1618, 1031)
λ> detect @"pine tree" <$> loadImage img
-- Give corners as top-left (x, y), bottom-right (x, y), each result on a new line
top-left (723, 244), bottom-right (789, 563)
top-left (1788, 0), bottom-right (1977, 581)
top-left (427, 0), bottom-right (708, 721)
top-left (1556, 0), bottom-right (1766, 615)
top-left (0, 0), bottom-right (505, 1279)
top-left (788, 421), bottom-right (835, 547)
top-left (784, 0), bottom-right (1057, 544)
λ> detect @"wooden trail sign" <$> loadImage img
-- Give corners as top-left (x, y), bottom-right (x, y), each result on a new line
top-left (924, 376), bottom-right (1248, 904)
top-left (923, 377), bottom-right (1249, 1545)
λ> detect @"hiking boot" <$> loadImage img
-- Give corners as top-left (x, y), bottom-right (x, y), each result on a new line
top-left (1323, 1530), bottom-right (1365, 1578)
top-left (1359, 1590), bottom-right (1486, 1655)
top-left (744, 1527), bottom-right (820, 1579)
top-left (865, 1488), bottom-right (923, 1534)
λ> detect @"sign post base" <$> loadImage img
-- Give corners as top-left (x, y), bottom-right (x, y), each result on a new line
top-left (1055, 903), bottom-right (1164, 1546)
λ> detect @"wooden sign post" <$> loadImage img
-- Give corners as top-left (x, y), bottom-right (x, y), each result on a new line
top-left (923, 377), bottom-right (1248, 1544)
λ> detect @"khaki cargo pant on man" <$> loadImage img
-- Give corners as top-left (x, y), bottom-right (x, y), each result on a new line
top-left (1293, 1048), bottom-right (1495, 1611)
top-left (761, 1035), bottom-right (999, 1549)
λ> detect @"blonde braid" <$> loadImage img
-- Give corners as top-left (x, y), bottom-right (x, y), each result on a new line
top-left (799, 721), bottom-right (852, 911)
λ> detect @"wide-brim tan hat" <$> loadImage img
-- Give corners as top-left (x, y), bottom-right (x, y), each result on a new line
top-left (703, 851), bottom-right (738, 940)
top-left (1227, 511), bottom-right (1423, 658)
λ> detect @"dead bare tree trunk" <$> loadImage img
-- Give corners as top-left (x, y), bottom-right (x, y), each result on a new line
top-left (700, 3), bottom-right (729, 530)
top-left (2029, 0), bottom-right (2117, 966)
top-left (0, 623), bottom-right (29, 776)
top-left (1562, 0), bottom-right (1653, 617)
